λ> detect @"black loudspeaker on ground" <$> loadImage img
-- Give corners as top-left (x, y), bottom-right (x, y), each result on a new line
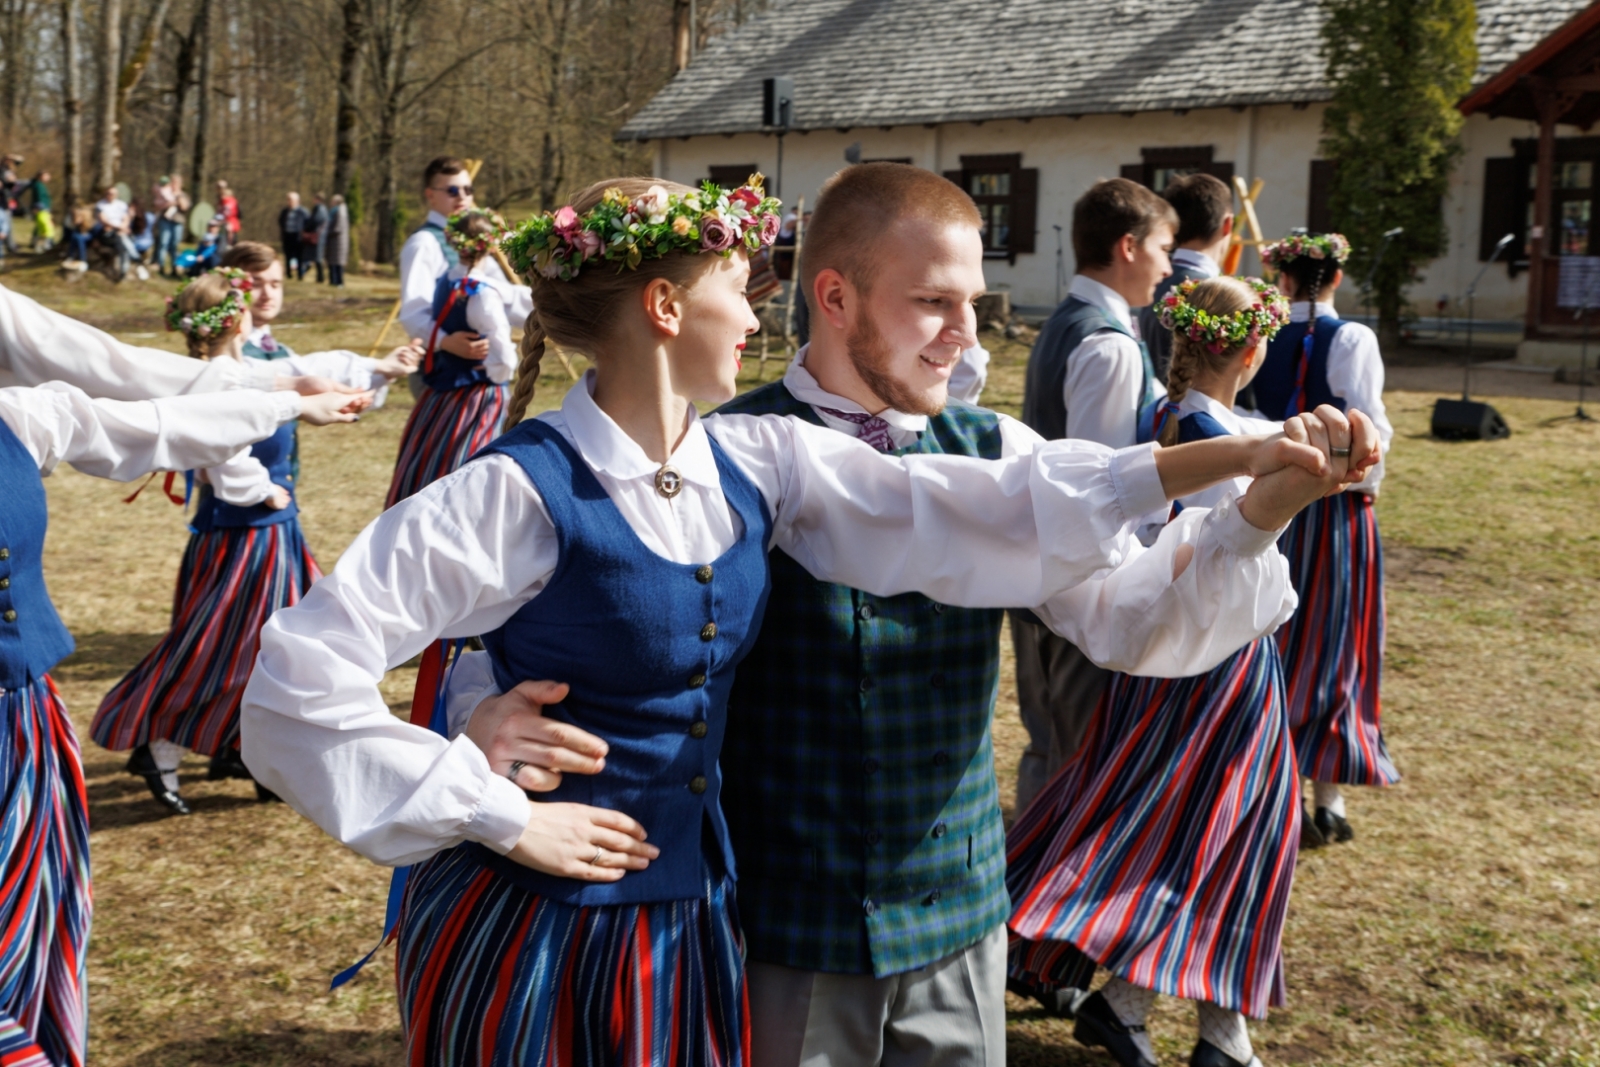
top-left (1431, 398), bottom-right (1510, 440)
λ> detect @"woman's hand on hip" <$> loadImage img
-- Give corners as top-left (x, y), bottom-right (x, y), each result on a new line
top-left (467, 680), bottom-right (608, 792)
top-left (506, 803), bottom-right (657, 882)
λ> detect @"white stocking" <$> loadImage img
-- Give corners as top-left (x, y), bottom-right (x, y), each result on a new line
top-left (1312, 780), bottom-right (1346, 817)
top-left (149, 739), bottom-right (187, 793)
top-left (1196, 1001), bottom-right (1254, 1063)
top-left (1099, 976), bottom-right (1157, 1062)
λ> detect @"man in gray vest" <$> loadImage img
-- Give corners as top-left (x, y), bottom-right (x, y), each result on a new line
top-left (1136, 173), bottom-right (1234, 383)
top-left (1014, 178), bottom-right (1176, 813)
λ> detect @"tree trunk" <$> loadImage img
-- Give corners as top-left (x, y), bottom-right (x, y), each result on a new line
top-left (163, 7), bottom-right (200, 179)
top-left (93, 0), bottom-right (120, 188)
top-left (60, 0), bottom-right (82, 207)
top-left (373, 91), bottom-right (400, 263)
top-left (190, 0), bottom-right (212, 190)
top-left (671, 0), bottom-right (689, 71)
top-left (332, 0), bottom-right (364, 199)
top-left (114, 0), bottom-right (173, 156)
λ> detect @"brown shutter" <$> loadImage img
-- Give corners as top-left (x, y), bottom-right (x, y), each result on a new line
top-left (1479, 157), bottom-right (1522, 261)
top-left (708, 164), bottom-right (759, 186)
top-left (1010, 167), bottom-right (1039, 257)
top-left (1202, 160), bottom-right (1234, 186)
top-left (1120, 163), bottom-right (1146, 186)
top-left (944, 169), bottom-right (965, 189)
top-left (1307, 160), bottom-right (1337, 233)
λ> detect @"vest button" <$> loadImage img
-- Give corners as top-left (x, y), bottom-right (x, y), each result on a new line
top-left (863, 757), bottom-right (880, 775)
top-left (863, 898), bottom-right (877, 917)
top-left (925, 889), bottom-right (942, 905)
top-left (931, 602), bottom-right (945, 614)
top-left (0, 548), bottom-right (8, 560)
top-left (687, 673), bottom-right (707, 689)
top-left (688, 775), bottom-right (708, 794)
top-left (2, 610), bottom-right (14, 623)
top-left (933, 749), bottom-right (949, 766)
top-left (857, 603), bottom-right (875, 621)
top-left (700, 622), bottom-right (717, 641)
top-left (859, 676), bottom-right (875, 692)
top-left (689, 720), bottom-right (708, 739)
top-left (695, 564), bottom-right (714, 584)
top-left (865, 828), bottom-right (882, 846)
top-left (932, 821), bottom-right (948, 839)
top-left (930, 672), bottom-right (946, 688)
top-left (0, 578), bottom-right (9, 590)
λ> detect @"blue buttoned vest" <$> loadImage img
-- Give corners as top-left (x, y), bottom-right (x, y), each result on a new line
top-left (190, 420), bottom-right (299, 530)
top-left (466, 418), bottom-right (772, 905)
top-left (0, 418), bottom-right (75, 689)
top-left (1022, 295), bottom-right (1157, 441)
top-left (1253, 317), bottom-right (1351, 420)
top-left (422, 275), bottom-right (491, 393)
top-left (715, 382), bottom-right (1009, 977)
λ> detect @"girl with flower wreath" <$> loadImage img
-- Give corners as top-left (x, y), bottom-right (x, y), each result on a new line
top-left (1008, 276), bottom-right (1301, 1067)
top-left (386, 208), bottom-right (533, 505)
top-left (92, 268), bottom-right (375, 814)
top-left (239, 175), bottom-right (1375, 1067)
top-left (1251, 232), bottom-right (1398, 849)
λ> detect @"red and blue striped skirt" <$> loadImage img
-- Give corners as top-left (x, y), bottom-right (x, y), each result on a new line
top-left (90, 520), bottom-right (321, 759)
top-left (1275, 491), bottom-right (1398, 786)
top-left (1006, 638), bottom-right (1299, 1018)
top-left (396, 846), bottom-right (750, 1067)
top-left (386, 382), bottom-right (509, 507)
top-left (0, 678), bottom-right (90, 1067)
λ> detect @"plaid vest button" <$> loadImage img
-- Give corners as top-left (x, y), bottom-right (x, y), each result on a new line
top-left (857, 603), bottom-right (875, 621)
top-left (932, 821), bottom-right (948, 838)
top-left (865, 828), bottom-right (881, 845)
top-left (863, 899), bottom-right (877, 916)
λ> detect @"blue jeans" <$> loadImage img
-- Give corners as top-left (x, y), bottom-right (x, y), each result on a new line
top-left (69, 231), bottom-right (91, 262)
top-left (155, 218), bottom-right (183, 273)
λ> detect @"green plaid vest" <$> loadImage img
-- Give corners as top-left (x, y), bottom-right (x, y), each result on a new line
top-left (716, 381), bottom-right (1008, 976)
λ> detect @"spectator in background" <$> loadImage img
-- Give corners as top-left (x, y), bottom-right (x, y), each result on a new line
top-left (129, 199), bottom-right (156, 275)
top-left (151, 175), bottom-right (190, 277)
top-left (63, 204), bottom-right (94, 271)
top-left (326, 194), bottom-right (349, 287)
top-left (189, 216), bottom-right (223, 275)
top-left (93, 184), bottom-right (143, 279)
top-left (278, 192), bottom-right (307, 279)
top-left (27, 171), bottom-right (54, 252)
top-left (303, 192), bottom-right (329, 283)
top-left (215, 180), bottom-right (240, 251)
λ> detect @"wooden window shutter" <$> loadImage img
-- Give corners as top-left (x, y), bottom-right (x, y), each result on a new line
top-left (1010, 167), bottom-right (1039, 256)
top-left (1202, 160), bottom-right (1234, 186)
top-left (1307, 160), bottom-right (1337, 233)
top-left (1120, 163), bottom-right (1146, 187)
top-left (1479, 157), bottom-right (1522, 261)
top-left (708, 164), bottom-right (759, 186)
top-left (944, 169), bottom-right (965, 188)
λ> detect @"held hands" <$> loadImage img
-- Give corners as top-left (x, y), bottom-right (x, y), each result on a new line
top-left (1237, 406), bottom-right (1381, 532)
top-left (468, 680), bottom-right (659, 882)
top-left (439, 331), bottom-right (490, 361)
top-left (373, 339), bottom-right (424, 380)
top-left (265, 486), bottom-right (292, 510)
top-left (296, 389), bottom-right (373, 424)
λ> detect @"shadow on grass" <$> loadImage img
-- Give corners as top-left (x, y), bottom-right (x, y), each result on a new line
top-left (1005, 1028), bottom-right (1116, 1067)
top-left (53, 631), bottom-right (166, 683)
top-left (120, 1026), bottom-right (402, 1067)
top-left (87, 771), bottom-right (266, 829)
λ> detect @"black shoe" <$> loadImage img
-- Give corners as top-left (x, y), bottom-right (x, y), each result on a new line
top-left (1073, 991), bottom-right (1157, 1067)
top-left (126, 745), bottom-right (190, 816)
top-left (1190, 1037), bottom-right (1262, 1067)
top-left (254, 781), bottom-right (282, 803)
top-left (1314, 806), bottom-right (1353, 843)
top-left (1298, 803), bottom-right (1327, 849)
top-left (207, 751), bottom-right (253, 781)
top-left (1007, 976), bottom-right (1081, 1018)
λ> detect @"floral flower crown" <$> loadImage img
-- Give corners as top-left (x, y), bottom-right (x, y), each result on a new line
top-left (1260, 232), bottom-right (1351, 268)
top-left (164, 267), bottom-right (252, 344)
top-left (500, 175), bottom-right (783, 281)
top-left (1157, 277), bottom-right (1291, 355)
top-left (446, 209), bottom-right (510, 259)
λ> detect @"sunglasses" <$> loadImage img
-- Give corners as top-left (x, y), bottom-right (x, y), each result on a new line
top-left (431, 183), bottom-right (473, 197)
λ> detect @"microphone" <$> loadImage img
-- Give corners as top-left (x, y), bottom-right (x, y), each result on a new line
top-left (1382, 227), bottom-right (1404, 239)
top-left (1493, 231), bottom-right (1514, 252)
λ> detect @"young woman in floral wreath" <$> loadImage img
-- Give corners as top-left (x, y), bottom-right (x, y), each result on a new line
top-left (1007, 277), bottom-right (1300, 1067)
top-left (1250, 233), bottom-right (1397, 848)
top-left (239, 174), bottom-right (1375, 1066)
top-left (385, 208), bottom-right (533, 505)
top-left (92, 268), bottom-right (375, 814)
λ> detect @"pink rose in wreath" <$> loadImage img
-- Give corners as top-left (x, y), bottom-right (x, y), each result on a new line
top-left (700, 215), bottom-right (737, 252)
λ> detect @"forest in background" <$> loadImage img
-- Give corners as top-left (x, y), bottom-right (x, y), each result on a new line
top-left (0, 0), bottom-right (767, 261)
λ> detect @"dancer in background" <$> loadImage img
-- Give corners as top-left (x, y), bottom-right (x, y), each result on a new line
top-left (92, 269), bottom-right (375, 812)
top-left (1136, 173), bottom-right (1232, 383)
top-left (386, 208), bottom-right (529, 504)
top-left (1253, 233), bottom-right (1397, 847)
top-left (0, 372), bottom-right (354, 1067)
top-left (1010, 278), bottom-right (1300, 1067)
top-left (241, 175), bottom-right (1371, 1066)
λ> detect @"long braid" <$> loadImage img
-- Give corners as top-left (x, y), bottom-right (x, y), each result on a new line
top-left (1159, 345), bottom-right (1194, 448)
top-left (505, 310), bottom-right (546, 428)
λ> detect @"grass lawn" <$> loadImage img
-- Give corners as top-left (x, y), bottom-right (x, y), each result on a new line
top-left (7, 259), bottom-right (1599, 1066)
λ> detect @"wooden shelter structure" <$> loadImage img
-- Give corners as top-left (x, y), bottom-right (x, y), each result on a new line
top-left (1461, 3), bottom-right (1600, 339)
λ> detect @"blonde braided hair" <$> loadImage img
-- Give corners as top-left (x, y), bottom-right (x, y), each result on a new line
top-left (1159, 277), bottom-right (1271, 446)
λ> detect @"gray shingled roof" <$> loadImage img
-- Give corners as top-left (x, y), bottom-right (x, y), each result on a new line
top-left (619, 0), bottom-right (1595, 140)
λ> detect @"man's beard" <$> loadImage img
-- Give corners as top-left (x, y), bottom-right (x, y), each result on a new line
top-left (845, 306), bottom-right (946, 417)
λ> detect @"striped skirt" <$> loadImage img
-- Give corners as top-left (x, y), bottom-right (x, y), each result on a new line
top-left (1276, 491), bottom-right (1399, 786)
top-left (386, 382), bottom-right (509, 507)
top-left (396, 846), bottom-right (750, 1067)
top-left (1006, 638), bottom-right (1299, 1018)
top-left (0, 678), bottom-right (90, 1067)
top-left (90, 520), bottom-right (321, 759)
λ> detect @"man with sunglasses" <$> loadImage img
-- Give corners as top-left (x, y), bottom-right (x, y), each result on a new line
top-left (398, 157), bottom-right (509, 364)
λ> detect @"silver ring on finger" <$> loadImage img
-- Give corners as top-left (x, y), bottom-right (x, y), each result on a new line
top-left (506, 760), bottom-right (528, 784)
top-left (1330, 446), bottom-right (1351, 458)
top-left (589, 846), bottom-right (604, 865)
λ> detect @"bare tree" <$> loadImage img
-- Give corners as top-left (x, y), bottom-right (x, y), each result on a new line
top-left (188, 0), bottom-right (210, 187)
top-left (93, 0), bottom-right (121, 187)
top-left (60, 0), bottom-right (84, 206)
top-left (331, 0), bottom-right (363, 198)
top-left (0, 0), bottom-right (39, 140)
top-left (162, 3), bottom-right (200, 178)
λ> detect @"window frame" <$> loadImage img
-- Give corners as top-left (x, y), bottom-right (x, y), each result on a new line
top-left (944, 153), bottom-right (1038, 264)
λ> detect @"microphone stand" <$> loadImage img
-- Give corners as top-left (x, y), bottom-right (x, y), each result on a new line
top-left (1359, 229), bottom-right (1400, 333)
top-left (1462, 234), bottom-right (1515, 402)
top-left (1054, 224), bottom-right (1065, 306)
top-left (1561, 283), bottom-right (1596, 423)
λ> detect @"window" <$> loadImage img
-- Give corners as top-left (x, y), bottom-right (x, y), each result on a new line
top-left (708, 164), bottom-right (759, 187)
top-left (1307, 160), bottom-right (1338, 233)
top-left (1119, 146), bottom-right (1234, 192)
top-left (944, 154), bottom-right (1038, 263)
top-left (1480, 137), bottom-right (1600, 273)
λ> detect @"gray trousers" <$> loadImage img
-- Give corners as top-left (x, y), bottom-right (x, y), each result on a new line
top-left (748, 924), bottom-right (1007, 1067)
top-left (1010, 610), bottom-right (1110, 814)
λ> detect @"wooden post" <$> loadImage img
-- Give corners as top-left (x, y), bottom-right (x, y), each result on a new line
top-left (1529, 84), bottom-right (1559, 339)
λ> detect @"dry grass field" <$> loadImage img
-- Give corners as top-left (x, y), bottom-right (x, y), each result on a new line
top-left (7, 261), bottom-right (1599, 1066)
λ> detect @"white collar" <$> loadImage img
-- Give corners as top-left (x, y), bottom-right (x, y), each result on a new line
top-left (426, 209), bottom-right (450, 229)
top-left (1171, 248), bottom-right (1220, 276)
top-left (1068, 274), bottom-right (1133, 330)
top-left (547, 371), bottom-right (721, 490)
top-left (783, 345), bottom-right (930, 433)
top-left (247, 325), bottom-right (273, 345)
top-left (1288, 301), bottom-right (1339, 323)
top-left (1176, 389), bottom-right (1247, 434)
